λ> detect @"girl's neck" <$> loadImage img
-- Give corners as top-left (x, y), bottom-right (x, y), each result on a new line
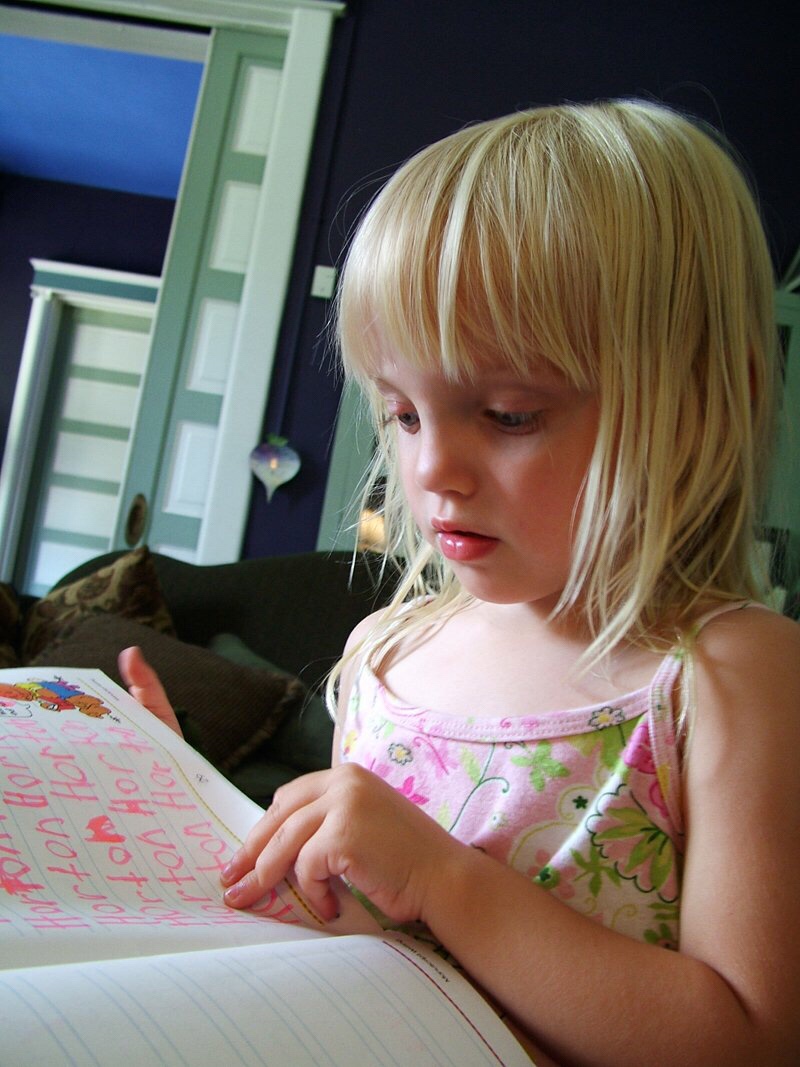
top-left (381, 597), bottom-right (666, 720)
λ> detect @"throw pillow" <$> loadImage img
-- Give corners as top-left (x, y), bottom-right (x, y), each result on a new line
top-left (27, 614), bottom-right (304, 774)
top-left (0, 583), bottom-right (20, 669)
top-left (21, 547), bottom-right (175, 663)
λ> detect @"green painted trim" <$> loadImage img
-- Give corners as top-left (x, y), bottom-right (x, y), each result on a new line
top-left (32, 1), bottom-right (346, 33)
top-left (71, 307), bottom-right (154, 332)
top-left (118, 26), bottom-right (287, 552)
top-left (13, 315), bottom-right (77, 590)
top-left (39, 530), bottom-right (111, 551)
top-left (11, 291), bottom-right (152, 591)
top-left (151, 513), bottom-right (202, 548)
top-left (33, 269), bottom-right (159, 304)
top-left (776, 289), bottom-right (800, 325)
top-left (69, 366), bottom-right (142, 388)
top-left (59, 419), bottom-right (130, 441)
top-left (316, 381), bottom-right (374, 551)
top-left (204, 270), bottom-right (246, 300)
top-left (50, 474), bottom-right (120, 495)
top-left (765, 292), bottom-right (800, 535)
top-left (172, 392), bottom-right (223, 422)
top-left (222, 153), bottom-right (266, 184)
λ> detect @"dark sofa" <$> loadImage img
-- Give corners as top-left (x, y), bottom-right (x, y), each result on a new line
top-left (2, 547), bottom-right (398, 808)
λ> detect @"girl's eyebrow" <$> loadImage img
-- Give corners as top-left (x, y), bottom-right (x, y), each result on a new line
top-left (372, 376), bottom-right (405, 396)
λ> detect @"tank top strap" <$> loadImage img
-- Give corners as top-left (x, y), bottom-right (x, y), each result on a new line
top-left (645, 651), bottom-right (686, 839)
top-left (647, 600), bottom-right (751, 727)
top-left (645, 600), bottom-right (751, 837)
top-left (685, 599), bottom-right (752, 639)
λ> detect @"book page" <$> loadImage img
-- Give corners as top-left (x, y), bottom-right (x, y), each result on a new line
top-left (0, 667), bottom-right (378, 969)
top-left (0, 933), bottom-right (533, 1066)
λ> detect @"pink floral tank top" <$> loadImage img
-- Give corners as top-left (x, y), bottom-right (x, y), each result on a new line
top-left (340, 646), bottom-right (690, 948)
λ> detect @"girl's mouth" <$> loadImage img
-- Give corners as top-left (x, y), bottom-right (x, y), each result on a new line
top-left (432, 522), bottom-right (499, 563)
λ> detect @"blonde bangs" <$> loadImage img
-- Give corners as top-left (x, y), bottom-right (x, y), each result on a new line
top-left (336, 112), bottom-right (602, 391)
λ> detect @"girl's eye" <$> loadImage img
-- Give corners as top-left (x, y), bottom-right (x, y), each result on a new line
top-left (487, 409), bottom-right (543, 434)
top-left (396, 411), bottom-right (420, 432)
top-left (383, 409), bottom-right (420, 433)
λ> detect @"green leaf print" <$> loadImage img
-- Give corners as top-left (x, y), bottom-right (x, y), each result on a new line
top-left (644, 922), bottom-right (678, 950)
top-left (448, 744), bottom-right (510, 833)
top-left (378, 718), bottom-right (395, 740)
top-left (571, 847), bottom-right (622, 898)
top-left (435, 802), bottom-right (452, 829)
top-left (569, 717), bottom-right (636, 771)
top-left (459, 748), bottom-right (483, 786)
top-left (592, 805), bottom-right (673, 893)
top-left (648, 899), bottom-right (680, 925)
top-left (511, 741), bottom-right (570, 792)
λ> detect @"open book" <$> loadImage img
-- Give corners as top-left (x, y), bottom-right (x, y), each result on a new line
top-left (0, 666), bottom-right (532, 1065)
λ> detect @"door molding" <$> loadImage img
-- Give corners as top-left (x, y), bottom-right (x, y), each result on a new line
top-left (0, 260), bottom-right (159, 587)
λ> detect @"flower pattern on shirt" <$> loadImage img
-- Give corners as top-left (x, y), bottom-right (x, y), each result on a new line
top-left (342, 653), bottom-right (686, 949)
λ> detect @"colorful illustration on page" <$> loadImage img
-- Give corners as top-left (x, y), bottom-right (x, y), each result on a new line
top-left (0, 677), bottom-right (111, 719)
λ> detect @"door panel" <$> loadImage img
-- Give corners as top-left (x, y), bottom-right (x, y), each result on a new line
top-left (0, 263), bottom-right (158, 595)
top-left (118, 12), bottom-right (337, 565)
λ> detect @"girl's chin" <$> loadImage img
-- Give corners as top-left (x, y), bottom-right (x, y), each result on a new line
top-left (443, 563), bottom-right (568, 613)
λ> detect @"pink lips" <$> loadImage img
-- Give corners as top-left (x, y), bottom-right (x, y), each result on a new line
top-left (432, 520), bottom-right (499, 563)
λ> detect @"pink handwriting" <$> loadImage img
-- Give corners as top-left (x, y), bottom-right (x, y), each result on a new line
top-left (0, 854), bottom-right (45, 896)
top-left (183, 821), bottom-right (231, 872)
top-left (85, 814), bottom-right (126, 843)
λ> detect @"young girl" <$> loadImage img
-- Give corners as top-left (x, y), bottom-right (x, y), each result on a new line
top-left (123, 100), bottom-right (800, 1065)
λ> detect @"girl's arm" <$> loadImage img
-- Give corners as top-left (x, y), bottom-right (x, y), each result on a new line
top-left (220, 608), bottom-right (800, 1066)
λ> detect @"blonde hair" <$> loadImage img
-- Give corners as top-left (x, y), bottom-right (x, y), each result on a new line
top-left (333, 99), bottom-right (778, 683)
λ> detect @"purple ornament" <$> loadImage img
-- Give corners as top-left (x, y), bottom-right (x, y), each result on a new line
top-left (249, 436), bottom-right (301, 502)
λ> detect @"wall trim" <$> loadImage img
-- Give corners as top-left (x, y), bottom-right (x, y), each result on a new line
top-left (16, 1), bottom-right (345, 35)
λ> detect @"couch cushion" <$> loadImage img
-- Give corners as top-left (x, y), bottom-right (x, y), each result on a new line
top-left (27, 614), bottom-right (304, 774)
top-left (208, 633), bottom-right (334, 773)
top-left (0, 583), bottom-right (20, 669)
top-left (21, 546), bottom-right (175, 662)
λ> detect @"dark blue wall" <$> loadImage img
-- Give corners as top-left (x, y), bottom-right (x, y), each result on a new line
top-left (243, 0), bottom-right (799, 557)
top-left (2, 0), bottom-right (798, 561)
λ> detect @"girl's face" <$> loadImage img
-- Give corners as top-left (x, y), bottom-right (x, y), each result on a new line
top-left (374, 348), bottom-right (599, 612)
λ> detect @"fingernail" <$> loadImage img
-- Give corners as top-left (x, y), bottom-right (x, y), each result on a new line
top-left (224, 880), bottom-right (244, 905)
top-left (220, 848), bottom-right (245, 885)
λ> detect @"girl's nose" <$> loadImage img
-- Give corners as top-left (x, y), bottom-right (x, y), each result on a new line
top-left (414, 426), bottom-right (476, 496)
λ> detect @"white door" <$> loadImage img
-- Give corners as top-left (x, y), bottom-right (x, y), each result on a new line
top-left (0, 261), bottom-right (158, 594)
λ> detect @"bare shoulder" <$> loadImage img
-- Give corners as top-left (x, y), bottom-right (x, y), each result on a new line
top-left (343, 605), bottom-right (392, 655)
top-left (687, 604), bottom-right (800, 779)
top-left (336, 606), bottom-right (392, 712)
top-left (692, 604), bottom-right (800, 709)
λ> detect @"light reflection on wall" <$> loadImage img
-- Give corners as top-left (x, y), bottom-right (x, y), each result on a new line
top-left (357, 507), bottom-right (385, 552)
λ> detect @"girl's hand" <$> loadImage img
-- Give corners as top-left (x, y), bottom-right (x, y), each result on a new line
top-left (220, 763), bottom-right (462, 923)
top-left (118, 645), bottom-right (183, 737)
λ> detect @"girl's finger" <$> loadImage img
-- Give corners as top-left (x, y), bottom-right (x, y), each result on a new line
top-left (292, 835), bottom-right (341, 921)
top-left (225, 772), bottom-right (332, 875)
top-left (118, 646), bottom-right (182, 735)
top-left (224, 799), bottom-right (328, 910)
